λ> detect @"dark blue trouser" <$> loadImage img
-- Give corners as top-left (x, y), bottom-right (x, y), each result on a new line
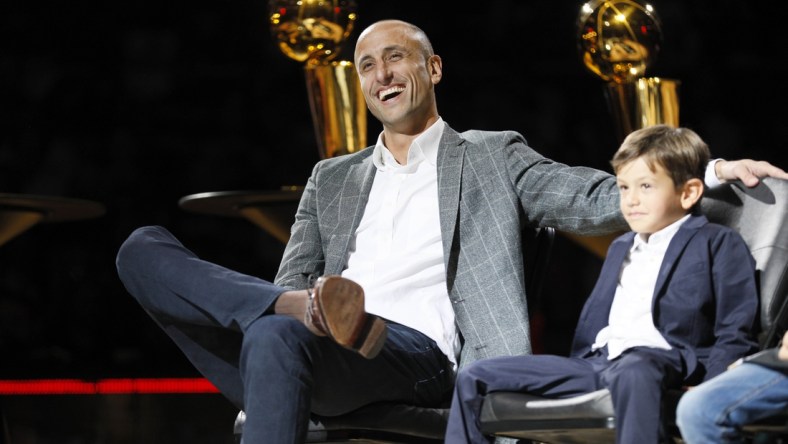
top-left (116, 226), bottom-right (454, 443)
top-left (445, 347), bottom-right (684, 443)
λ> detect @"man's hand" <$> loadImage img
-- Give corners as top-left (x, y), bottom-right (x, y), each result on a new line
top-left (715, 159), bottom-right (788, 187)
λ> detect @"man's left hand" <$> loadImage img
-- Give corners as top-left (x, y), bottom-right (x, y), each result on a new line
top-left (716, 159), bottom-right (788, 187)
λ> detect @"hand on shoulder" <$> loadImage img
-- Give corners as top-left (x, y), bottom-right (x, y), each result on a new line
top-left (715, 159), bottom-right (788, 187)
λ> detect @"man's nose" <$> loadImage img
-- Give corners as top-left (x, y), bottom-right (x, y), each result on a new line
top-left (375, 63), bottom-right (392, 83)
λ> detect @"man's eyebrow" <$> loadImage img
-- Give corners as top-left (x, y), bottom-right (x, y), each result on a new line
top-left (356, 44), bottom-right (411, 63)
top-left (382, 44), bottom-right (411, 55)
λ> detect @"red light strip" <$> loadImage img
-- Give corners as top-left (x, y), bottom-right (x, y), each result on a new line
top-left (0, 378), bottom-right (219, 395)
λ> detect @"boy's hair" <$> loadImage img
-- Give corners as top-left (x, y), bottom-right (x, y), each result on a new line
top-left (610, 124), bottom-right (710, 188)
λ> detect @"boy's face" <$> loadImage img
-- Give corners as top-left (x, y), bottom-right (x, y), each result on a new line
top-left (616, 157), bottom-right (699, 235)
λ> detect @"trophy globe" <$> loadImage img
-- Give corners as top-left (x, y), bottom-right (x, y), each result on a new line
top-left (269, 0), bottom-right (366, 158)
top-left (269, 0), bottom-right (356, 64)
top-left (577, 0), bottom-right (679, 141)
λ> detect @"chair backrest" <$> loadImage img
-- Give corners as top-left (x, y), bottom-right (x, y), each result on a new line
top-left (700, 177), bottom-right (788, 348)
top-left (524, 226), bottom-right (556, 307)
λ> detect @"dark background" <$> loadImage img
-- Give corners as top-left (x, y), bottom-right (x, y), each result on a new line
top-left (1, 0), bottom-right (787, 380)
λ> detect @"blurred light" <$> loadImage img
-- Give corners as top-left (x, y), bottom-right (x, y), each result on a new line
top-left (0, 378), bottom-right (219, 395)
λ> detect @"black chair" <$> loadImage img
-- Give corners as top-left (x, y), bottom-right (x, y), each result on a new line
top-left (479, 177), bottom-right (788, 443)
top-left (233, 226), bottom-right (556, 443)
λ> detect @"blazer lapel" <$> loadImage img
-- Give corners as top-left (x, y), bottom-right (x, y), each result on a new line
top-left (436, 126), bottom-right (467, 263)
top-left (340, 158), bottom-right (376, 227)
top-left (652, 214), bottom-right (707, 299)
top-left (596, 235), bottom-right (632, 306)
top-left (325, 155), bottom-right (376, 274)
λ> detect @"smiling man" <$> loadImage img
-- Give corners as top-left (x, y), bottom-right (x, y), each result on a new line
top-left (116, 19), bottom-right (788, 443)
top-left (354, 20), bottom-right (443, 160)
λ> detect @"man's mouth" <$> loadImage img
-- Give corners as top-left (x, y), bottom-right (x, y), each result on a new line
top-left (378, 86), bottom-right (405, 101)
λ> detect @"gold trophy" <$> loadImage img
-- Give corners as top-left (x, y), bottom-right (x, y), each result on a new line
top-left (569, 0), bottom-right (678, 257)
top-left (269, 0), bottom-right (366, 159)
top-left (187, 1), bottom-right (365, 244)
top-left (578, 0), bottom-right (679, 143)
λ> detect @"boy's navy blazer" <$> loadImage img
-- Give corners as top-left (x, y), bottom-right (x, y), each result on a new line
top-left (570, 213), bottom-right (760, 383)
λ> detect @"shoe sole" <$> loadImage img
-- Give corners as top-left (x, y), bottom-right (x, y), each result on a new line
top-left (317, 277), bottom-right (387, 359)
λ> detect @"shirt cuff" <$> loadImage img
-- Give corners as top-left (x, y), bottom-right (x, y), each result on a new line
top-left (705, 159), bottom-right (724, 187)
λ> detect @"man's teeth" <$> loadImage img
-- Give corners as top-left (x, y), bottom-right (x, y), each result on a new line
top-left (379, 86), bottom-right (405, 100)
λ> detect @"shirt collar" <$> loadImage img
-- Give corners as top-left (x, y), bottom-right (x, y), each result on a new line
top-left (372, 118), bottom-right (444, 173)
top-left (632, 214), bottom-right (691, 250)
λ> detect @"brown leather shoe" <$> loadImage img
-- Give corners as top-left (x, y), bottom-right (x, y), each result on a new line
top-left (306, 276), bottom-right (387, 359)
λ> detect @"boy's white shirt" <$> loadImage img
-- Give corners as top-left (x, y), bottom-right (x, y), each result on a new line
top-left (592, 214), bottom-right (692, 359)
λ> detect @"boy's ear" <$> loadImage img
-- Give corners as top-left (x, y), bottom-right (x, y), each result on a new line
top-left (680, 178), bottom-right (704, 210)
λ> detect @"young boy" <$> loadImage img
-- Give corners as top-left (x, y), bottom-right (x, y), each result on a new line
top-left (444, 124), bottom-right (761, 443)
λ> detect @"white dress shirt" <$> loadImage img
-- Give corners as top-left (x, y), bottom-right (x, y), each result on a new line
top-left (341, 118), bottom-right (460, 367)
top-left (592, 214), bottom-right (691, 360)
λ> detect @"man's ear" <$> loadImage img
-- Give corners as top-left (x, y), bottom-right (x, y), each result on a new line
top-left (428, 55), bottom-right (442, 85)
top-left (680, 178), bottom-right (704, 210)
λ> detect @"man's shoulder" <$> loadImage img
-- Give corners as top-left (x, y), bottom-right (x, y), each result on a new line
top-left (458, 128), bottom-right (526, 144)
top-left (453, 129), bottom-right (534, 160)
top-left (314, 146), bottom-right (374, 169)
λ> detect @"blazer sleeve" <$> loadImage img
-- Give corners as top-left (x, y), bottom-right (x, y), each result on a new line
top-left (274, 161), bottom-right (326, 290)
top-left (500, 130), bottom-right (628, 235)
top-left (704, 229), bottom-right (760, 379)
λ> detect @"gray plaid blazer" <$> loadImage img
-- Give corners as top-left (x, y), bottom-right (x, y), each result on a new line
top-left (275, 124), bottom-right (626, 369)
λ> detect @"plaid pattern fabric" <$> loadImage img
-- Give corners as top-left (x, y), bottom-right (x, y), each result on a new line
top-left (275, 125), bottom-right (626, 369)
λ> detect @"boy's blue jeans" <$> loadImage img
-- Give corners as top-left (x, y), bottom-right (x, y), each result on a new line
top-left (677, 362), bottom-right (788, 443)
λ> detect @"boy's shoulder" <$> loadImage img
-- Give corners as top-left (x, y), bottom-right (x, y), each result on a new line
top-left (610, 214), bottom-right (745, 247)
top-left (692, 216), bottom-right (741, 238)
top-left (683, 216), bottom-right (752, 255)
